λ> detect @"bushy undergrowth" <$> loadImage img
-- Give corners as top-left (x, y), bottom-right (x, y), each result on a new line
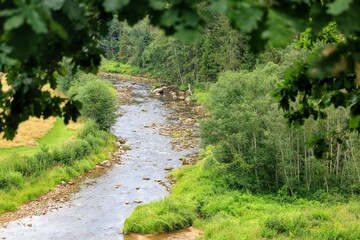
top-left (0, 121), bottom-right (116, 213)
top-left (100, 59), bottom-right (142, 75)
top-left (198, 61), bottom-right (360, 196)
top-left (124, 147), bottom-right (360, 239)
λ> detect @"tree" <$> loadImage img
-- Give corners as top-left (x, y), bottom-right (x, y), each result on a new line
top-left (0, 0), bottom-right (359, 139)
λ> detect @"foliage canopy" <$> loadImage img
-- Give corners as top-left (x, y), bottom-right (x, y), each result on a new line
top-left (0, 0), bottom-right (359, 138)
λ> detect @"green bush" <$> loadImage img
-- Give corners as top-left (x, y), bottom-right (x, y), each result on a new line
top-left (76, 78), bottom-right (117, 131)
top-left (0, 171), bottom-right (24, 191)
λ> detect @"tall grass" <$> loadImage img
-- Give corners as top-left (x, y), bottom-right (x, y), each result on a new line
top-left (124, 147), bottom-right (360, 239)
top-left (0, 121), bottom-right (116, 213)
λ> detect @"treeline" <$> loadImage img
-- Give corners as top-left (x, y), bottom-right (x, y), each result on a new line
top-left (100, 17), bottom-right (255, 85)
top-left (102, 18), bottom-right (360, 197)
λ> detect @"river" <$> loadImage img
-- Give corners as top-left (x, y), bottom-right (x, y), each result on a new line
top-left (0, 79), bottom-right (199, 240)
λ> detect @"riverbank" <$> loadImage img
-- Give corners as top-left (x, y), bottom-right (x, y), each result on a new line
top-left (0, 122), bottom-right (117, 215)
top-left (124, 147), bottom-right (360, 239)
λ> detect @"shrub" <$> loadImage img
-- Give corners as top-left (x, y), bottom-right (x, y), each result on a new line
top-left (76, 78), bottom-right (117, 131)
top-left (0, 171), bottom-right (24, 191)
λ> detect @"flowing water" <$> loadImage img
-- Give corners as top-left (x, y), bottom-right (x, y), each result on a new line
top-left (0, 79), bottom-right (198, 240)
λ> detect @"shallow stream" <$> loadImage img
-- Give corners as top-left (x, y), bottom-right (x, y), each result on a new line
top-left (0, 79), bottom-right (198, 240)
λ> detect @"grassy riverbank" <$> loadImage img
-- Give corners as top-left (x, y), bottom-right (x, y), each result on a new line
top-left (124, 147), bottom-right (360, 239)
top-left (0, 121), bottom-right (116, 213)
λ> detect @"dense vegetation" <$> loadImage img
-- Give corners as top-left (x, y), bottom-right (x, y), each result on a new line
top-left (101, 17), bottom-right (360, 197)
top-left (125, 150), bottom-right (360, 239)
top-left (101, 18), bottom-right (254, 86)
top-left (2, 0), bottom-right (360, 138)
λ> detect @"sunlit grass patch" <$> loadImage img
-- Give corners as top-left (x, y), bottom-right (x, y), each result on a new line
top-left (0, 118), bottom-right (80, 161)
top-left (100, 59), bottom-right (142, 75)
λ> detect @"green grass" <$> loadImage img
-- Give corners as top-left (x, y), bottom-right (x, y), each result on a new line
top-left (100, 59), bottom-right (142, 75)
top-left (0, 119), bottom-right (77, 161)
top-left (194, 89), bottom-right (210, 105)
top-left (0, 121), bottom-right (116, 214)
top-left (0, 142), bottom-right (115, 213)
top-left (124, 147), bottom-right (360, 239)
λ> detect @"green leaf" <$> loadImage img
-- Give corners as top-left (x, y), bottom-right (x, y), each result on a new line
top-left (161, 10), bottom-right (179, 27)
top-left (103, 0), bottom-right (130, 12)
top-left (327, 0), bottom-right (353, 16)
top-left (149, 0), bottom-right (166, 10)
top-left (230, 2), bottom-right (263, 33)
top-left (50, 20), bottom-right (68, 39)
top-left (25, 9), bottom-right (47, 33)
top-left (349, 115), bottom-right (360, 129)
top-left (43, 0), bottom-right (65, 10)
top-left (63, 0), bottom-right (82, 20)
top-left (208, 0), bottom-right (227, 15)
top-left (262, 10), bottom-right (301, 47)
top-left (4, 14), bottom-right (25, 31)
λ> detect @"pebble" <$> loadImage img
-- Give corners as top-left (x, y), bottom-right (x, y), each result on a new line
top-left (99, 160), bottom-right (111, 167)
top-left (143, 177), bottom-right (150, 180)
top-left (164, 166), bottom-right (174, 171)
top-left (134, 200), bottom-right (143, 204)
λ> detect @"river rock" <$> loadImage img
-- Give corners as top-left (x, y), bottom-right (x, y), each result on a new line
top-left (178, 96), bottom-right (185, 101)
top-left (99, 160), bottom-right (111, 167)
top-left (125, 201), bottom-right (130, 205)
top-left (134, 200), bottom-right (143, 204)
top-left (185, 97), bottom-right (191, 103)
top-left (155, 179), bottom-right (162, 182)
top-left (152, 88), bottom-right (164, 94)
top-left (164, 166), bottom-right (174, 171)
top-left (143, 177), bottom-right (150, 180)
